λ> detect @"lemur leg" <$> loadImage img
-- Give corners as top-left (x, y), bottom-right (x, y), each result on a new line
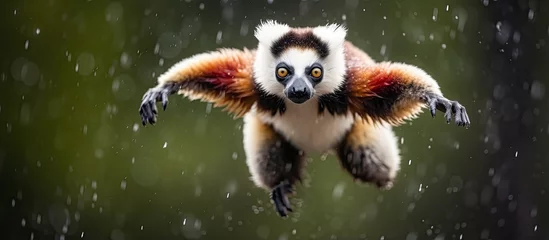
top-left (242, 113), bottom-right (305, 217)
top-left (336, 119), bottom-right (401, 189)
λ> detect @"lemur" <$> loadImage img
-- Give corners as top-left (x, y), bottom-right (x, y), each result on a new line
top-left (139, 20), bottom-right (470, 217)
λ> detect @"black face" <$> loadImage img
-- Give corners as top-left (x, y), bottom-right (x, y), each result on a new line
top-left (275, 62), bottom-right (324, 104)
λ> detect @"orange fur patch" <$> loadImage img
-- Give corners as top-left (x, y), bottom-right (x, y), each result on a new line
top-left (345, 62), bottom-right (433, 125)
top-left (159, 48), bottom-right (258, 118)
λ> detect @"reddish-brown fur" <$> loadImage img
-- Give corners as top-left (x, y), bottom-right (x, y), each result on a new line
top-left (162, 48), bottom-right (258, 117)
top-left (164, 42), bottom-right (432, 124)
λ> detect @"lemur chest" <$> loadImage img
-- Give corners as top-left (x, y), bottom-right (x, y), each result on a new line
top-left (258, 99), bottom-right (355, 153)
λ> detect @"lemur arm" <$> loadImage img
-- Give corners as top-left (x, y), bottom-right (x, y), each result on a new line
top-left (345, 62), bottom-right (470, 127)
top-left (139, 48), bottom-right (258, 125)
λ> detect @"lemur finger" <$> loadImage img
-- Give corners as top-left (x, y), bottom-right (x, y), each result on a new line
top-left (460, 106), bottom-right (470, 128)
top-left (139, 108), bottom-right (148, 126)
top-left (151, 100), bottom-right (158, 114)
top-left (462, 107), bottom-right (471, 127)
top-left (162, 91), bottom-right (169, 111)
top-left (147, 105), bottom-right (156, 125)
top-left (280, 184), bottom-right (293, 212)
top-left (139, 99), bottom-right (152, 126)
top-left (429, 98), bottom-right (437, 118)
top-left (271, 188), bottom-right (288, 217)
top-left (452, 102), bottom-right (463, 126)
top-left (443, 102), bottom-right (452, 124)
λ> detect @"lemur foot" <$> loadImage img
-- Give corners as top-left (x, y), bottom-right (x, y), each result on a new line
top-left (139, 82), bottom-right (180, 126)
top-left (270, 181), bottom-right (294, 217)
top-left (423, 94), bottom-right (470, 128)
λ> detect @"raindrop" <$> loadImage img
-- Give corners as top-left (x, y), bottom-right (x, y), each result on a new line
top-left (120, 180), bottom-right (127, 190)
top-left (111, 229), bottom-right (125, 240)
top-left (380, 44), bottom-right (386, 56)
top-left (530, 80), bottom-right (545, 100)
top-left (216, 31), bottom-right (223, 44)
top-left (20, 61), bottom-right (40, 86)
top-left (76, 52), bottom-right (95, 76)
top-left (105, 2), bottom-right (123, 23)
top-left (163, 142), bottom-right (168, 148)
top-left (48, 203), bottom-right (71, 234)
top-left (36, 28), bottom-right (41, 34)
top-left (332, 182), bottom-right (345, 200)
top-left (120, 52), bottom-right (132, 69)
top-left (406, 232), bottom-right (418, 240)
top-left (24, 40), bottom-right (29, 49)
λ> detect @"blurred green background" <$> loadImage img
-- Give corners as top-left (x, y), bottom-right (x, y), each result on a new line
top-left (1, 0), bottom-right (547, 239)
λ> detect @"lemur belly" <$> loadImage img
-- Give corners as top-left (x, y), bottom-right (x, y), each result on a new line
top-left (256, 99), bottom-right (355, 153)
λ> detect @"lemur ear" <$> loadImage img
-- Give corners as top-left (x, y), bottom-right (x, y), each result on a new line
top-left (313, 23), bottom-right (347, 48)
top-left (254, 20), bottom-right (291, 46)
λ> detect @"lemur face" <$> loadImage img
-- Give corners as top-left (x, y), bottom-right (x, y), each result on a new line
top-left (274, 49), bottom-right (324, 104)
top-left (253, 20), bottom-right (348, 103)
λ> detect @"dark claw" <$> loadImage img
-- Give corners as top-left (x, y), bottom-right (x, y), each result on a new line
top-left (139, 83), bottom-right (180, 126)
top-left (424, 94), bottom-right (470, 128)
top-left (162, 92), bottom-right (169, 111)
top-left (429, 98), bottom-right (437, 118)
top-left (270, 182), bottom-right (294, 217)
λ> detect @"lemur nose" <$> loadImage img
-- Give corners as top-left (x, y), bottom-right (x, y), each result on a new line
top-left (291, 86), bottom-right (308, 97)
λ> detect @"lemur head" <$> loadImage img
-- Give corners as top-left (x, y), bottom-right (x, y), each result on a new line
top-left (253, 20), bottom-right (347, 104)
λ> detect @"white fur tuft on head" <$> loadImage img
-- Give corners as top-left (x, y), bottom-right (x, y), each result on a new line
top-left (312, 23), bottom-right (347, 49)
top-left (254, 20), bottom-right (291, 47)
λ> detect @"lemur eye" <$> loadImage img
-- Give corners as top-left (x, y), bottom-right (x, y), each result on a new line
top-left (310, 67), bottom-right (322, 78)
top-left (277, 67), bottom-right (289, 78)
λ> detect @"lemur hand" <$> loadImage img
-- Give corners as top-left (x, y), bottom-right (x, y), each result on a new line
top-left (423, 94), bottom-right (470, 128)
top-left (139, 82), bottom-right (180, 126)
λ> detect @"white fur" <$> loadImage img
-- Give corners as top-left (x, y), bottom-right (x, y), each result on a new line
top-left (366, 123), bottom-right (401, 182)
top-left (250, 20), bottom-right (352, 153)
top-left (254, 20), bottom-right (291, 48)
top-left (242, 113), bottom-right (269, 189)
top-left (258, 101), bottom-right (355, 154)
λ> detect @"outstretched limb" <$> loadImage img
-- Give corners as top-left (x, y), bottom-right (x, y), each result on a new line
top-left (243, 113), bottom-right (305, 217)
top-left (336, 119), bottom-right (400, 189)
top-left (345, 62), bottom-right (470, 127)
top-left (139, 48), bottom-right (258, 125)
